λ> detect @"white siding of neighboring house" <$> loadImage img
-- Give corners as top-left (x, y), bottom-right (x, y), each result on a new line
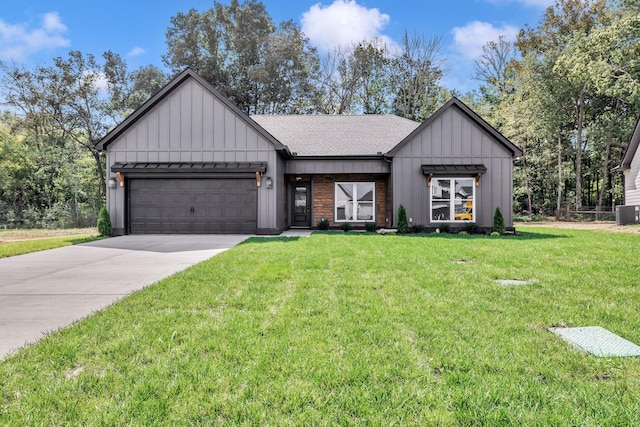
top-left (624, 150), bottom-right (640, 205)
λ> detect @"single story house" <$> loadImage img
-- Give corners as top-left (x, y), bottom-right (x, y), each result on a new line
top-left (95, 68), bottom-right (522, 235)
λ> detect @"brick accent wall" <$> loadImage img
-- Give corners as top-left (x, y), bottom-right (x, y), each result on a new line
top-left (309, 174), bottom-right (390, 227)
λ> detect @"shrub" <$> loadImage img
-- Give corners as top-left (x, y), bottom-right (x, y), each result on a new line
top-left (412, 224), bottom-right (425, 233)
top-left (438, 223), bottom-right (451, 234)
top-left (97, 206), bottom-right (112, 237)
top-left (490, 231), bottom-right (500, 236)
top-left (513, 214), bottom-right (532, 222)
top-left (465, 222), bottom-right (479, 234)
top-left (364, 222), bottom-right (377, 232)
top-left (397, 204), bottom-right (409, 233)
top-left (493, 207), bottom-right (506, 235)
top-left (340, 222), bottom-right (352, 232)
top-left (316, 218), bottom-right (330, 230)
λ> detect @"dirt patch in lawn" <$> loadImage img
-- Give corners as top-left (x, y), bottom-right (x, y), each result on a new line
top-left (0, 228), bottom-right (97, 242)
top-left (516, 221), bottom-right (640, 234)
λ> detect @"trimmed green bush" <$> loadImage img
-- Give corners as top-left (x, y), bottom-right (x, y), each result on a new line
top-left (438, 223), bottom-right (451, 234)
top-left (397, 204), bottom-right (409, 233)
top-left (316, 218), bottom-right (330, 230)
top-left (465, 222), bottom-right (479, 234)
top-left (493, 207), bottom-right (506, 235)
top-left (364, 222), bottom-right (377, 232)
top-left (97, 206), bottom-right (112, 237)
top-left (340, 222), bottom-right (352, 232)
top-left (412, 224), bottom-right (425, 233)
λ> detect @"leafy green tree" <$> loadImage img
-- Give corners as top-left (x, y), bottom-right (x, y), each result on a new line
top-left (389, 31), bottom-right (446, 121)
top-left (0, 50), bottom-right (157, 202)
top-left (517, 0), bottom-right (608, 211)
top-left (554, 1), bottom-right (640, 211)
top-left (474, 36), bottom-right (516, 100)
top-left (103, 52), bottom-right (168, 118)
top-left (316, 39), bottom-right (389, 114)
top-left (251, 20), bottom-right (320, 114)
top-left (164, 0), bottom-right (319, 114)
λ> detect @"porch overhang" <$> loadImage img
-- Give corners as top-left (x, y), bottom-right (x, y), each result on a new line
top-left (422, 164), bottom-right (487, 187)
top-left (110, 162), bottom-right (268, 179)
top-left (421, 164), bottom-right (487, 176)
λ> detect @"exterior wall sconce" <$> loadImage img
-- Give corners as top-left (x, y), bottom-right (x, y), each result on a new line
top-left (108, 178), bottom-right (117, 189)
top-left (265, 176), bottom-right (273, 189)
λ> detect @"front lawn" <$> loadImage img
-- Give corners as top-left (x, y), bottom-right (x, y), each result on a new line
top-left (1, 228), bottom-right (639, 425)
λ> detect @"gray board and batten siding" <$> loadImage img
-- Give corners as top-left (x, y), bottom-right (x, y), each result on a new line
top-left (96, 67), bottom-right (521, 234)
top-left (96, 69), bottom-right (288, 235)
top-left (285, 159), bottom-right (390, 175)
top-left (388, 99), bottom-right (522, 229)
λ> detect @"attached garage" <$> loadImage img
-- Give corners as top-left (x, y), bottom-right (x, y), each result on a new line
top-left (112, 161), bottom-right (266, 235)
top-left (96, 70), bottom-right (289, 236)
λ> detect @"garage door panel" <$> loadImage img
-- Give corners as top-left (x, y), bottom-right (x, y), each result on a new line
top-left (129, 178), bottom-right (257, 234)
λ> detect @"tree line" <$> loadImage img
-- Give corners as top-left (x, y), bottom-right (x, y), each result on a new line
top-left (1, 0), bottom-right (639, 228)
top-left (472, 0), bottom-right (640, 217)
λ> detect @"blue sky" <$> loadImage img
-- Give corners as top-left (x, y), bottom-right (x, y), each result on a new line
top-left (0, 0), bottom-right (553, 92)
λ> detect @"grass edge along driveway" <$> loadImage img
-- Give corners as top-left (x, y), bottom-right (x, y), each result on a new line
top-left (1, 227), bottom-right (639, 425)
top-left (0, 234), bottom-right (101, 258)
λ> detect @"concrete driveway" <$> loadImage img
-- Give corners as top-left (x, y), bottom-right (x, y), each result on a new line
top-left (0, 234), bottom-right (249, 360)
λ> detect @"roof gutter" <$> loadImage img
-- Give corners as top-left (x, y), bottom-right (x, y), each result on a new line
top-left (289, 154), bottom-right (387, 161)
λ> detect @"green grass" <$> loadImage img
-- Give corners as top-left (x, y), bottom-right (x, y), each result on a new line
top-left (0, 234), bottom-right (101, 258)
top-left (2, 227), bottom-right (640, 425)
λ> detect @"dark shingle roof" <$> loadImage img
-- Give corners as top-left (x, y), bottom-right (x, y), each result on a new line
top-left (251, 114), bottom-right (420, 156)
top-left (615, 116), bottom-right (640, 171)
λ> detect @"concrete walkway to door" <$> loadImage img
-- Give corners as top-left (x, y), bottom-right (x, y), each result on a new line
top-left (0, 234), bottom-right (249, 360)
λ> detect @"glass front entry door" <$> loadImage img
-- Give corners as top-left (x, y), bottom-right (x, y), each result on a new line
top-left (291, 182), bottom-right (311, 227)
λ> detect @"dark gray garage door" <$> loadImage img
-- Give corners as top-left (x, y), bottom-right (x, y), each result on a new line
top-left (129, 178), bottom-right (257, 234)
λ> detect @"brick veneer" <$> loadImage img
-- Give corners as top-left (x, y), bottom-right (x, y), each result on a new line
top-left (308, 174), bottom-right (390, 227)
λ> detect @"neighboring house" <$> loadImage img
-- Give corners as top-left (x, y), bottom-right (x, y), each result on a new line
top-left (615, 117), bottom-right (640, 206)
top-left (95, 68), bottom-right (522, 235)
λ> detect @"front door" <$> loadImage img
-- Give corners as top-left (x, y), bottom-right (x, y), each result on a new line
top-left (291, 182), bottom-right (311, 227)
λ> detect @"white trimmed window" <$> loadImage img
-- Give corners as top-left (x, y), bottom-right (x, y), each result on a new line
top-left (431, 178), bottom-right (475, 222)
top-left (335, 182), bottom-right (375, 222)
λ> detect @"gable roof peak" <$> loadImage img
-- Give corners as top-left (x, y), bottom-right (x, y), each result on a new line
top-left (94, 68), bottom-right (289, 154)
top-left (385, 97), bottom-right (523, 157)
top-left (615, 116), bottom-right (640, 172)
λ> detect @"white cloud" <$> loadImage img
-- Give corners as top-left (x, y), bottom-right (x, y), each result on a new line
top-left (82, 70), bottom-right (109, 94)
top-left (485, 0), bottom-right (554, 7)
top-left (0, 12), bottom-right (70, 61)
top-left (520, 0), bottom-right (555, 6)
top-left (42, 12), bottom-right (67, 33)
top-left (301, 0), bottom-right (396, 52)
top-left (127, 46), bottom-right (146, 57)
top-left (452, 21), bottom-right (519, 59)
